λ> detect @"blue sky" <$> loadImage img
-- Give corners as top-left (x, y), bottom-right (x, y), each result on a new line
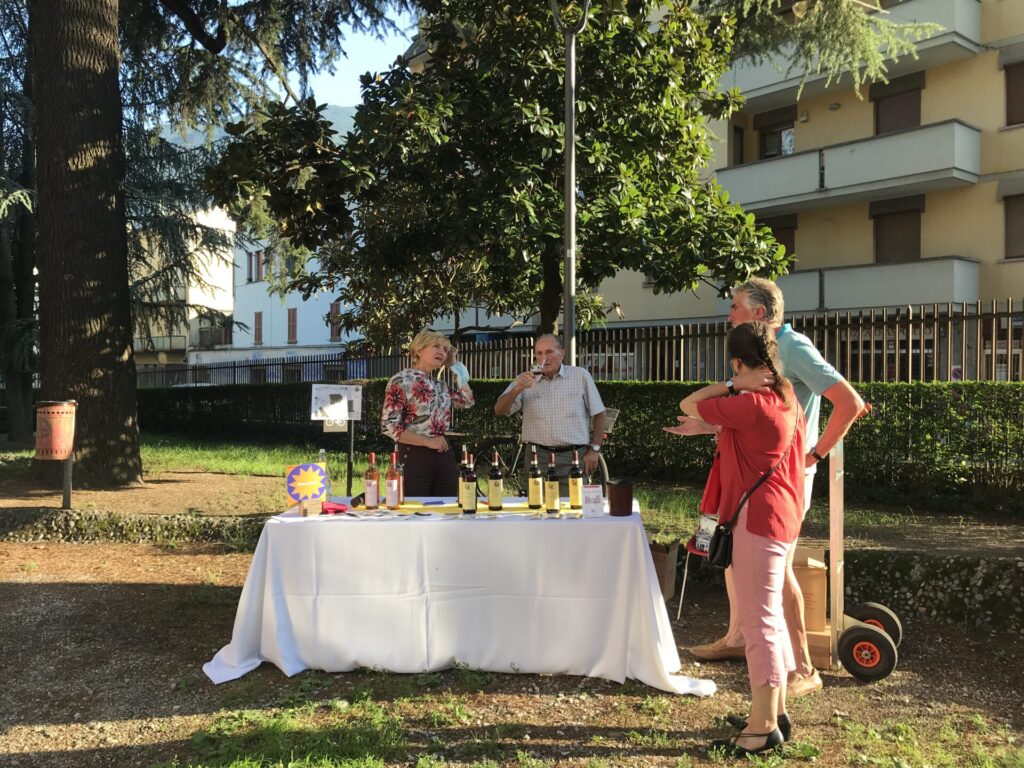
top-left (306, 12), bottom-right (418, 107)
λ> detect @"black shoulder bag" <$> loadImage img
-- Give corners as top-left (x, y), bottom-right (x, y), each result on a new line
top-left (706, 420), bottom-right (798, 570)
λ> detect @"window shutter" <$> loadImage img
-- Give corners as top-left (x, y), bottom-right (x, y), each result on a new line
top-left (1006, 195), bottom-right (1024, 259)
top-left (874, 211), bottom-right (921, 264)
top-left (254, 311), bottom-right (263, 345)
top-left (875, 89), bottom-right (921, 135)
top-left (772, 227), bottom-right (796, 258)
top-left (287, 308), bottom-right (297, 344)
top-left (1007, 63), bottom-right (1024, 127)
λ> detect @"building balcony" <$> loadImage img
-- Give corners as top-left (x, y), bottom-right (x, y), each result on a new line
top-left (133, 335), bottom-right (187, 352)
top-left (716, 119), bottom-right (980, 215)
top-left (721, 0), bottom-right (983, 112)
top-left (777, 255), bottom-right (979, 312)
top-left (194, 326), bottom-right (233, 349)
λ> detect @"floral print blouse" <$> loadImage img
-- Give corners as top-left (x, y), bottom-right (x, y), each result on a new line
top-left (381, 368), bottom-right (475, 441)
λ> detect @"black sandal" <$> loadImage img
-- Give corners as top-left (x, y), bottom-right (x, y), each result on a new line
top-left (725, 712), bottom-right (792, 741)
top-left (710, 727), bottom-right (785, 758)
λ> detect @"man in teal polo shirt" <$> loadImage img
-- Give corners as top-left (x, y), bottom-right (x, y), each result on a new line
top-left (681, 278), bottom-right (865, 698)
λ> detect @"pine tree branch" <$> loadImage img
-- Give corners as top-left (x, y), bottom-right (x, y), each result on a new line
top-left (226, 9), bottom-right (301, 105)
top-left (157, 0), bottom-right (227, 54)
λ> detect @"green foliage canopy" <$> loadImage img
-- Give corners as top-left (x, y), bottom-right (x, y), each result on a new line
top-left (209, 0), bottom-right (792, 345)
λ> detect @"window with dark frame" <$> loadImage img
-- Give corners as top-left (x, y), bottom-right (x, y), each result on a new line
top-left (732, 125), bottom-right (744, 166)
top-left (1006, 194), bottom-right (1024, 259)
top-left (1007, 62), bottom-right (1024, 127)
top-left (287, 308), bottom-right (298, 344)
top-left (753, 106), bottom-right (797, 161)
top-left (874, 211), bottom-right (921, 264)
top-left (870, 196), bottom-right (923, 265)
top-left (875, 88), bottom-right (921, 135)
top-left (248, 249), bottom-right (265, 282)
top-left (250, 365), bottom-right (267, 384)
top-left (329, 301), bottom-right (342, 341)
top-left (283, 363), bottom-right (302, 383)
top-left (254, 311), bottom-right (263, 345)
top-left (324, 362), bottom-right (347, 382)
top-left (772, 227), bottom-right (796, 258)
top-left (758, 214), bottom-right (797, 260)
top-left (870, 72), bottom-right (924, 135)
top-left (759, 123), bottom-right (794, 160)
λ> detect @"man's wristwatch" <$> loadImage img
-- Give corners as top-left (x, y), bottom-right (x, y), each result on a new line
top-left (589, 444), bottom-right (601, 452)
top-left (809, 449), bottom-right (825, 462)
top-left (725, 378), bottom-right (737, 396)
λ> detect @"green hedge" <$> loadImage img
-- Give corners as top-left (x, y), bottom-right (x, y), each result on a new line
top-left (138, 380), bottom-right (1024, 513)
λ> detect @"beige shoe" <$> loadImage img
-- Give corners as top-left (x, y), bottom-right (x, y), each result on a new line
top-left (688, 638), bottom-right (746, 661)
top-left (788, 670), bottom-right (823, 697)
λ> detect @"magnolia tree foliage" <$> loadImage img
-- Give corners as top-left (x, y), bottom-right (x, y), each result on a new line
top-left (210, 0), bottom-right (793, 344)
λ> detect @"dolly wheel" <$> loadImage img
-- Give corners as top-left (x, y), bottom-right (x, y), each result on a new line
top-left (848, 602), bottom-right (903, 647)
top-left (838, 625), bottom-right (898, 683)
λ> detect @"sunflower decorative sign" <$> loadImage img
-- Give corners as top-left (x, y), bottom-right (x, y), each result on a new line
top-left (286, 463), bottom-right (329, 506)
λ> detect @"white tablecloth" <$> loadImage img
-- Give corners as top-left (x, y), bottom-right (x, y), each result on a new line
top-left (203, 503), bottom-right (715, 696)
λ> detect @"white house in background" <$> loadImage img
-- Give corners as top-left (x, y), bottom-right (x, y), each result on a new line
top-left (134, 206), bottom-right (235, 369)
top-left (187, 243), bottom-right (360, 367)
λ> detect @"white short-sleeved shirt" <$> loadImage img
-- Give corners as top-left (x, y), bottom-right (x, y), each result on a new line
top-left (501, 364), bottom-right (605, 447)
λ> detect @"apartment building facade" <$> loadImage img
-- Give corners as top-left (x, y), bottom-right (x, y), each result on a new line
top-left (600, 0), bottom-right (1024, 322)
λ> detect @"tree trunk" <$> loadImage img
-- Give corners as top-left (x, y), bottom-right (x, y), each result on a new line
top-left (538, 242), bottom-right (562, 336)
top-left (30, 0), bottom-right (142, 486)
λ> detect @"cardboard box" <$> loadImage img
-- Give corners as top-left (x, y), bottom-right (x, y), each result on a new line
top-left (806, 628), bottom-right (834, 670)
top-left (793, 546), bottom-right (827, 632)
top-left (649, 541), bottom-right (679, 601)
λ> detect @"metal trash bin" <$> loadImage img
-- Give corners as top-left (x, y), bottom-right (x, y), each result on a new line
top-left (35, 400), bottom-right (77, 460)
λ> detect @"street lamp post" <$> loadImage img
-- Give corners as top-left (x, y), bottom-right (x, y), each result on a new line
top-left (548, 0), bottom-right (592, 366)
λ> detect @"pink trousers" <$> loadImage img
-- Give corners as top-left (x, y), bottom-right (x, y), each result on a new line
top-left (731, 513), bottom-right (795, 688)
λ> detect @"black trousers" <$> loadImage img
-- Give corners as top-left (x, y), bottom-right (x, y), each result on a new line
top-left (398, 443), bottom-right (460, 497)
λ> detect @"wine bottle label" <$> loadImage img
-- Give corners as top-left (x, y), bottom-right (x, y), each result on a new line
top-left (569, 478), bottom-right (583, 509)
top-left (364, 479), bottom-right (379, 508)
top-left (461, 480), bottom-right (477, 511)
top-left (385, 479), bottom-right (399, 508)
top-left (528, 477), bottom-right (542, 508)
top-left (488, 479), bottom-right (503, 508)
top-left (544, 480), bottom-right (560, 511)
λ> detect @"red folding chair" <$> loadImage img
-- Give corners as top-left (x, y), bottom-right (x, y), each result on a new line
top-left (676, 515), bottom-right (717, 621)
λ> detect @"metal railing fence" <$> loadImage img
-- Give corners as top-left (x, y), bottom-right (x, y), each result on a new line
top-left (131, 299), bottom-right (1022, 388)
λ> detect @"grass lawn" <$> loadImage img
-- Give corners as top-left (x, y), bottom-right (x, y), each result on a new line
top-left (0, 432), bottom-right (966, 547)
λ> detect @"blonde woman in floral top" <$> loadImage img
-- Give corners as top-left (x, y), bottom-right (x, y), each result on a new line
top-left (381, 330), bottom-right (475, 496)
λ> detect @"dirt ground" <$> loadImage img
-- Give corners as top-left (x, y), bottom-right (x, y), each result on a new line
top-left (1, 473), bottom-right (1022, 766)
top-left (0, 537), bottom-right (1021, 768)
top-left (1, 470), bottom-right (285, 517)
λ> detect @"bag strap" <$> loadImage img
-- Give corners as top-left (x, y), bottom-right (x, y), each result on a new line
top-left (721, 414), bottom-right (799, 529)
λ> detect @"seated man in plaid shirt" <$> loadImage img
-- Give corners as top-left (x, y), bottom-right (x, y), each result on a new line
top-left (494, 334), bottom-right (609, 492)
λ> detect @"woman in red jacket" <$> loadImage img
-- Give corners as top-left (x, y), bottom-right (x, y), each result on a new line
top-left (680, 321), bottom-right (806, 757)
